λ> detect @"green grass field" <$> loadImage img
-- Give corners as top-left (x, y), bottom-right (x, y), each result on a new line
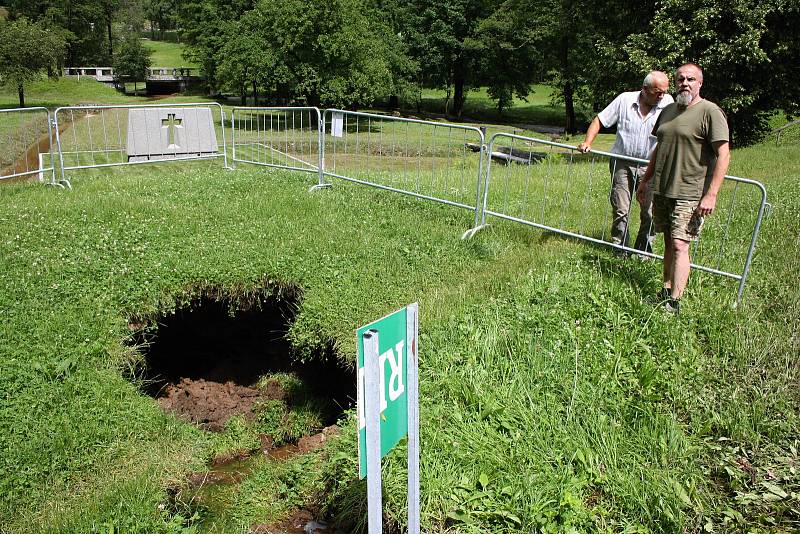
top-left (142, 38), bottom-right (196, 69)
top-left (404, 85), bottom-right (592, 131)
top-left (0, 78), bottom-right (146, 109)
top-left (1, 82), bottom-right (799, 533)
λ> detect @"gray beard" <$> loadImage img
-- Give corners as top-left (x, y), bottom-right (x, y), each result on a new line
top-left (676, 91), bottom-right (693, 107)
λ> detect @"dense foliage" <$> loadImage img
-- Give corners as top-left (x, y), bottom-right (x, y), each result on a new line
top-left (4, 0), bottom-right (798, 141)
top-left (0, 17), bottom-right (67, 107)
top-left (113, 33), bottom-right (153, 91)
top-left (212, 0), bottom-right (413, 108)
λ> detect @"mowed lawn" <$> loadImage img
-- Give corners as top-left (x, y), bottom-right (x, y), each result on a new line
top-left (142, 38), bottom-right (197, 69)
top-left (0, 83), bottom-right (799, 532)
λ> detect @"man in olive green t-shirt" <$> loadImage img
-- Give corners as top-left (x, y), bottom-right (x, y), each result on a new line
top-left (638, 63), bottom-right (730, 313)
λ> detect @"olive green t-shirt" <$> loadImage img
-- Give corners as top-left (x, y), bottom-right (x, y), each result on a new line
top-left (651, 99), bottom-right (729, 200)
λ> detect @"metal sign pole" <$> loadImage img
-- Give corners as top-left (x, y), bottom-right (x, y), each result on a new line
top-left (364, 329), bottom-right (383, 534)
top-left (406, 303), bottom-right (420, 534)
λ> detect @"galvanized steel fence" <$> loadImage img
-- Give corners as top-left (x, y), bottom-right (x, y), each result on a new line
top-left (0, 107), bottom-right (62, 187)
top-left (472, 132), bottom-right (768, 304)
top-left (53, 103), bottom-right (229, 182)
top-left (3, 105), bottom-right (768, 303)
top-left (320, 110), bottom-right (486, 226)
top-left (230, 107), bottom-right (325, 188)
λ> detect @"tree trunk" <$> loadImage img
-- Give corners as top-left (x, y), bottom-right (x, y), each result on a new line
top-left (453, 76), bottom-right (465, 119)
top-left (241, 85), bottom-right (247, 106)
top-left (564, 82), bottom-right (576, 134)
top-left (560, 34), bottom-right (577, 134)
top-left (453, 66), bottom-right (466, 119)
top-left (306, 91), bottom-right (321, 108)
top-left (453, 83), bottom-right (465, 119)
top-left (18, 84), bottom-right (25, 108)
top-left (252, 80), bottom-right (258, 107)
top-left (107, 19), bottom-right (114, 59)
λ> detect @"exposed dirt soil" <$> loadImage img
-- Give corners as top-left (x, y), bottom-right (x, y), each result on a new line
top-left (135, 293), bottom-right (354, 430)
top-left (158, 377), bottom-right (287, 431)
top-left (134, 292), bottom-right (354, 532)
top-left (147, 93), bottom-right (177, 101)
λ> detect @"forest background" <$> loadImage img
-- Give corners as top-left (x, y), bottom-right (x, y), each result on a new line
top-left (1, 0), bottom-right (799, 145)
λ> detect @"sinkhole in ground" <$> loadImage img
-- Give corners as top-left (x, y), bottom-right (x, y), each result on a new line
top-left (129, 289), bottom-right (355, 434)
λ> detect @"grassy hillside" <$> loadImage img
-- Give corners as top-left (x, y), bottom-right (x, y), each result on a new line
top-left (1, 135), bottom-right (798, 533)
top-left (142, 38), bottom-right (196, 69)
top-left (0, 81), bottom-right (798, 532)
top-left (0, 78), bottom-right (144, 109)
top-left (405, 85), bottom-right (592, 131)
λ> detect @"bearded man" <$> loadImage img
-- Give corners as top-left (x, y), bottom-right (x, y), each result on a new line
top-left (638, 63), bottom-right (730, 313)
top-left (578, 71), bottom-right (672, 254)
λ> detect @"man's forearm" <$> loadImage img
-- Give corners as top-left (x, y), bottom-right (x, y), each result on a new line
top-left (578, 117), bottom-right (602, 152)
top-left (697, 141), bottom-right (730, 215)
top-left (706, 147), bottom-right (730, 198)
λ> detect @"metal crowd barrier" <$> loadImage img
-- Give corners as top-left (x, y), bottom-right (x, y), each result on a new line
top-left (5, 102), bottom-right (768, 303)
top-left (321, 109), bottom-right (486, 226)
top-left (53, 103), bottom-right (229, 182)
top-left (230, 107), bottom-right (325, 189)
top-left (0, 107), bottom-right (64, 187)
top-left (468, 132), bottom-right (767, 304)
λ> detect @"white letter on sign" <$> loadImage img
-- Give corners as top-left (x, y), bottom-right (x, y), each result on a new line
top-left (385, 341), bottom-right (405, 402)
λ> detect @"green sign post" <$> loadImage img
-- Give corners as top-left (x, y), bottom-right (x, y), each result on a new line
top-left (357, 303), bottom-right (419, 534)
top-left (357, 307), bottom-right (409, 476)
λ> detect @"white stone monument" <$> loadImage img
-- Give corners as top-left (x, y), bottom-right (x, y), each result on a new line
top-left (126, 107), bottom-right (219, 162)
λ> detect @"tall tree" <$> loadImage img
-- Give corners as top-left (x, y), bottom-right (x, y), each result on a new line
top-left (210, 0), bottom-right (411, 108)
top-left (145, 0), bottom-right (182, 40)
top-left (100, 0), bottom-right (120, 58)
top-left (116, 0), bottom-right (147, 33)
top-left (474, 0), bottom-right (544, 117)
top-left (0, 18), bottom-right (67, 107)
top-left (398, 0), bottom-right (492, 118)
top-left (615, 0), bottom-right (799, 144)
top-left (177, 0), bottom-right (255, 91)
top-left (215, 11), bottom-right (281, 105)
top-left (483, 0), bottom-right (662, 132)
top-left (113, 33), bottom-right (152, 94)
top-left (7, 0), bottom-right (112, 65)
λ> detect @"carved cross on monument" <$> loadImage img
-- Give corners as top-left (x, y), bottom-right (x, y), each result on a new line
top-left (161, 113), bottom-right (183, 148)
top-left (127, 107), bottom-right (218, 162)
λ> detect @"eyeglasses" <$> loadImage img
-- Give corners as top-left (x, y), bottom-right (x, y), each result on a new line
top-left (646, 88), bottom-right (667, 96)
top-left (676, 76), bottom-right (697, 83)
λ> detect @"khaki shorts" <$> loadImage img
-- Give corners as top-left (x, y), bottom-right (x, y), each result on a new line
top-left (652, 195), bottom-right (704, 242)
